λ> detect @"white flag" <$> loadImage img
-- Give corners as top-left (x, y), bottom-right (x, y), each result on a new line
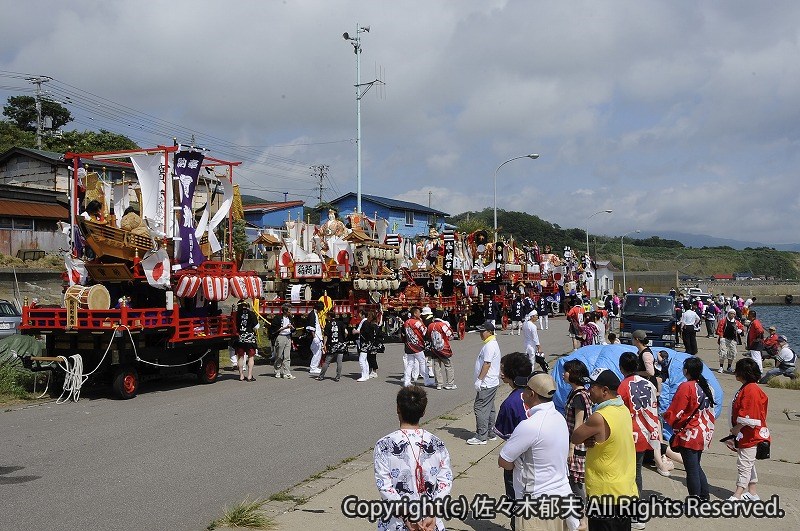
top-left (64, 254), bottom-right (87, 286)
top-left (141, 249), bottom-right (171, 289)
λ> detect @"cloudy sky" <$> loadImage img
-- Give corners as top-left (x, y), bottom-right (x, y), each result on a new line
top-left (2, 0), bottom-right (799, 244)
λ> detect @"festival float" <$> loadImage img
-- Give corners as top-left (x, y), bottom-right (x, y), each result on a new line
top-left (18, 142), bottom-right (592, 399)
top-left (21, 143), bottom-right (250, 399)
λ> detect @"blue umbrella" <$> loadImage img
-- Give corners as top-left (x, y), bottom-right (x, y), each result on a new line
top-left (551, 344), bottom-right (724, 438)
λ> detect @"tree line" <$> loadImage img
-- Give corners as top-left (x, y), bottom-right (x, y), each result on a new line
top-left (1, 95), bottom-right (138, 153)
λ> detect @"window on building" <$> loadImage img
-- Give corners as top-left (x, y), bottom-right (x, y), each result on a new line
top-left (13, 219), bottom-right (33, 230)
top-left (405, 210), bottom-right (414, 226)
top-left (0, 217), bottom-right (12, 230)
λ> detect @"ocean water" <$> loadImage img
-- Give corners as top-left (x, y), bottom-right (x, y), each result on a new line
top-left (749, 304), bottom-right (800, 344)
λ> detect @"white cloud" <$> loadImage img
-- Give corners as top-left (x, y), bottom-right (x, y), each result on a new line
top-left (2, 0), bottom-right (800, 244)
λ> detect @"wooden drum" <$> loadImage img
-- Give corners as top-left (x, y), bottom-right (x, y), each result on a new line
top-left (65, 284), bottom-right (111, 310)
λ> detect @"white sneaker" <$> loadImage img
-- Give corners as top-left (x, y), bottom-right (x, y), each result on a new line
top-left (274, 373), bottom-right (283, 379)
top-left (283, 374), bottom-right (296, 380)
top-left (488, 435), bottom-right (498, 442)
top-left (369, 371), bottom-right (377, 379)
top-left (356, 376), bottom-right (370, 382)
top-left (309, 369), bottom-right (321, 375)
top-left (436, 385), bottom-right (443, 390)
top-left (444, 384), bottom-right (458, 390)
top-left (466, 437), bottom-right (487, 445)
top-left (727, 496), bottom-right (741, 501)
top-left (718, 367), bottom-right (724, 373)
top-left (631, 522), bottom-right (646, 530)
top-left (742, 492), bottom-right (760, 501)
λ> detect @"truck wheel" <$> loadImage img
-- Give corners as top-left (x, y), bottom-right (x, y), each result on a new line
top-left (197, 354), bottom-right (219, 384)
top-left (112, 366), bottom-right (139, 399)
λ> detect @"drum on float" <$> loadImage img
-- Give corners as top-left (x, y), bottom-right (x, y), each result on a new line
top-left (285, 284), bottom-right (312, 303)
top-left (64, 284), bottom-right (111, 310)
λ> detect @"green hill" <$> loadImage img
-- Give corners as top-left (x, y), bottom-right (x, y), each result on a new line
top-left (448, 209), bottom-right (800, 280)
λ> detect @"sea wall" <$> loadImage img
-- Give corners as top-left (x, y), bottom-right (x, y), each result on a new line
top-left (684, 281), bottom-right (800, 305)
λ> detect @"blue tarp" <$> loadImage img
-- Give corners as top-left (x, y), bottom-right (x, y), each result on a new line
top-left (551, 345), bottom-right (724, 438)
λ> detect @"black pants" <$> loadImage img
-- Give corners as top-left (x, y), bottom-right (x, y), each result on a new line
top-left (367, 352), bottom-right (378, 371)
top-left (682, 327), bottom-right (698, 354)
top-left (503, 469), bottom-right (515, 531)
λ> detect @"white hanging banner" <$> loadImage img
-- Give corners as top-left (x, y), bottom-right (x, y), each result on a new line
top-left (113, 182), bottom-right (129, 228)
top-left (131, 154), bottom-right (166, 237)
top-left (204, 177), bottom-right (232, 253)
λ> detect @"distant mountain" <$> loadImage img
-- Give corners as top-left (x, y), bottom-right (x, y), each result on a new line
top-left (634, 231), bottom-right (800, 251)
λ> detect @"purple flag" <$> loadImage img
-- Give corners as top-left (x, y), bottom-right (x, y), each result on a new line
top-left (174, 150), bottom-right (205, 268)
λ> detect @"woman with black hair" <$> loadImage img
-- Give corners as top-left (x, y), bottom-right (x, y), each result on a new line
top-left (726, 358), bottom-right (770, 501)
top-left (663, 357), bottom-right (716, 499)
top-left (493, 353), bottom-right (533, 529)
top-left (81, 199), bottom-right (104, 222)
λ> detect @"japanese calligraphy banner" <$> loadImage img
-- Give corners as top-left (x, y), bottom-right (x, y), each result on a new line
top-left (174, 150), bottom-right (205, 269)
top-left (131, 154), bottom-right (166, 236)
top-left (442, 231), bottom-right (455, 295)
top-left (494, 241), bottom-right (505, 276)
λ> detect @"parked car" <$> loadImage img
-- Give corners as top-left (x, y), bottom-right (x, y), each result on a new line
top-left (0, 299), bottom-right (21, 338)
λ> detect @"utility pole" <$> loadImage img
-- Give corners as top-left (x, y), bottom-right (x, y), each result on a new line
top-left (25, 76), bottom-right (51, 149)
top-left (428, 190), bottom-right (432, 208)
top-left (312, 164), bottom-right (329, 205)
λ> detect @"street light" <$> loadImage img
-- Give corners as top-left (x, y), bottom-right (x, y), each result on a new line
top-left (493, 154), bottom-right (539, 241)
top-left (585, 209), bottom-right (613, 257)
top-left (621, 229), bottom-right (640, 294)
top-left (343, 23), bottom-right (375, 216)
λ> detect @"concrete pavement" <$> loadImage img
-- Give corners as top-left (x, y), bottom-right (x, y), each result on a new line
top-left (256, 323), bottom-right (800, 531)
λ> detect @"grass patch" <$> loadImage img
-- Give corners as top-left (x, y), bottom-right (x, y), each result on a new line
top-left (766, 378), bottom-right (800, 390)
top-left (339, 456), bottom-right (356, 465)
top-left (267, 489), bottom-right (309, 505)
top-left (207, 498), bottom-right (273, 530)
top-left (267, 491), bottom-right (294, 502)
top-left (0, 363), bottom-right (39, 401)
top-left (439, 414), bottom-right (458, 421)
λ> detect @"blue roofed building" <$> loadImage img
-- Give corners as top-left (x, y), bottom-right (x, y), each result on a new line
top-left (242, 199), bottom-right (305, 228)
top-left (328, 193), bottom-right (449, 238)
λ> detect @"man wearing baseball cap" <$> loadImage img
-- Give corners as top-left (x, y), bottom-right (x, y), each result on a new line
top-left (467, 320), bottom-right (501, 445)
top-left (571, 368), bottom-right (637, 529)
top-left (499, 373), bottom-right (577, 530)
top-left (763, 325), bottom-right (780, 359)
top-left (759, 335), bottom-right (796, 384)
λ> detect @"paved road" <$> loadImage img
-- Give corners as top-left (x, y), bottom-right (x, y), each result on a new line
top-left (0, 319), bottom-right (572, 531)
